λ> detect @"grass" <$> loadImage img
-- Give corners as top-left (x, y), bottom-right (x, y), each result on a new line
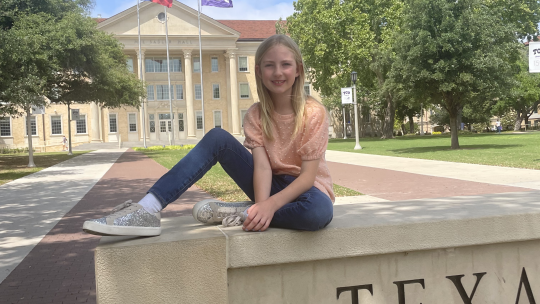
top-left (135, 147), bottom-right (362, 202)
top-left (328, 132), bottom-right (540, 169)
top-left (0, 151), bottom-right (90, 186)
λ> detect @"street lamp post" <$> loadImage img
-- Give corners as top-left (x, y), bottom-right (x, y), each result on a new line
top-left (351, 71), bottom-right (362, 150)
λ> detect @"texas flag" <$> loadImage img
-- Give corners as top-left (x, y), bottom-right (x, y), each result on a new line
top-left (142, 0), bottom-right (173, 8)
top-left (202, 0), bottom-right (233, 8)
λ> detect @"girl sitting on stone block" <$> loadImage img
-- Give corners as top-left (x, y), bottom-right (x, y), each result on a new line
top-left (82, 34), bottom-right (334, 236)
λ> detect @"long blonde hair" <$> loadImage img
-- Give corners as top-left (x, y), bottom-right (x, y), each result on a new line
top-left (255, 34), bottom-right (306, 141)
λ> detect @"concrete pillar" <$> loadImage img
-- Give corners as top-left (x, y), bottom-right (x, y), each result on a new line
top-left (226, 49), bottom-right (240, 135)
top-left (136, 50), bottom-right (147, 141)
top-left (90, 102), bottom-right (101, 143)
top-left (184, 50), bottom-right (195, 138)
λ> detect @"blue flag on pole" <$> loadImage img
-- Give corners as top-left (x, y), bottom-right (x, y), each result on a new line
top-left (201, 0), bottom-right (233, 8)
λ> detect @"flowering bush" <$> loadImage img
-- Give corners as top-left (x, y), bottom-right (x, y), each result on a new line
top-left (133, 145), bottom-right (195, 151)
top-left (432, 131), bottom-right (442, 135)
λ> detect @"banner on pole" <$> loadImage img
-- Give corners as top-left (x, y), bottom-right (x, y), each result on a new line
top-left (71, 109), bottom-right (80, 121)
top-left (341, 87), bottom-right (353, 104)
top-left (202, 0), bottom-right (233, 8)
top-left (142, 0), bottom-right (173, 8)
top-left (530, 41), bottom-right (540, 73)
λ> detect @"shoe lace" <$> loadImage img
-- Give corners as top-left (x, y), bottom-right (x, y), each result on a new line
top-left (109, 200), bottom-right (135, 216)
top-left (222, 213), bottom-right (246, 227)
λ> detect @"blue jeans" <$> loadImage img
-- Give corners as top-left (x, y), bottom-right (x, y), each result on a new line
top-left (148, 128), bottom-right (333, 231)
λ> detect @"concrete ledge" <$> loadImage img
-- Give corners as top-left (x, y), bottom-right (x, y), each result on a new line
top-left (95, 191), bottom-right (540, 303)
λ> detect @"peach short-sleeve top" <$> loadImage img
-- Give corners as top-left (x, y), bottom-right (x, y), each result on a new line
top-left (243, 99), bottom-right (335, 202)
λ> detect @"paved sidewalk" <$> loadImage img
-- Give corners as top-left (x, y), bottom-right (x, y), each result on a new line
top-left (0, 149), bottom-right (127, 284)
top-left (0, 149), bottom-right (212, 303)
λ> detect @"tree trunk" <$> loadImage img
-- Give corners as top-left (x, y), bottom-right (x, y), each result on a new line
top-left (381, 95), bottom-right (395, 139)
top-left (514, 109), bottom-right (523, 131)
top-left (401, 124), bottom-right (406, 135)
top-left (449, 111), bottom-right (460, 149)
top-left (408, 115), bottom-right (414, 134)
top-left (26, 108), bottom-right (36, 167)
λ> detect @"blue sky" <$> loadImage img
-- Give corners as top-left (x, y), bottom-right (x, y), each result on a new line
top-left (91, 0), bottom-right (295, 20)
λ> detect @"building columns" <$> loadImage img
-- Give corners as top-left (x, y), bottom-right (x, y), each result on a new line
top-left (90, 102), bottom-right (101, 143)
top-left (136, 50), bottom-right (147, 141)
top-left (184, 50), bottom-right (196, 138)
top-left (226, 49), bottom-right (240, 135)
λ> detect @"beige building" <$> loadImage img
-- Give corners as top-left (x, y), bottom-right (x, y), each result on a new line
top-left (0, 2), bottom-right (320, 150)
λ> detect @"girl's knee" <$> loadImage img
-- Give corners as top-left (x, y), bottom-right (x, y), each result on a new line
top-left (303, 202), bottom-right (333, 231)
top-left (202, 128), bottom-right (231, 143)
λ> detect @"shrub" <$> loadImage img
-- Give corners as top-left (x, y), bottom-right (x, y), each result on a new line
top-left (0, 147), bottom-right (35, 154)
top-left (432, 131), bottom-right (442, 135)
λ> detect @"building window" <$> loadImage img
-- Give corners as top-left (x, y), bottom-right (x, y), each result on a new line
top-left (241, 109), bottom-right (248, 127)
top-left (159, 113), bottom-right (172, 120)
top-left (211, 57), bottom-right (218, 72)
top-left (193, 57), bottom-right (200, 73)
top-left (239, 83), bottom-right (250, 99)
top-left (195, 84), bottom-right (202, 100)
top-left (212, 84), bottom-right (220, 99)
top-left (149, 114), bottom-right (155, 133)
top-left (25, 116), bottom-right (37, 136)
top-left (109, 114), bottom-right (118, 133)
top-left (304, 83), bottom-right (311, 96)
top-left (51, 115), bottom-right (62, 135)
top-left (213, 111), bottom-right (222, 129)
top-left (178, 113), bottom-right (184, 131)
top-left (76, 114), bottom-right (87, 134)
top-left (196, 111), bottom-right (203, 130)
top-left (157, 85), bottom-right (173, 100)
top-left (0, 117), bottom-right (11, 136)
top-left (145, 57), bottom-right (181, 73)
top-left (147, 85), bottom-right (155, 100)
top-left (176, 84), bottom-right (184, 100)
top-left (126, 57), bottom-right (134, 73)
top-left (238, 56), bottom-right (248, 72)
top-left (128, 113), bottom-right (137, 132)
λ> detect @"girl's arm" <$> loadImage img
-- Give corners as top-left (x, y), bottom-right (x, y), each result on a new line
top-left (243, 157), bottom-right (320, 232)
top-left (252, 146), bottom-right (272, 203)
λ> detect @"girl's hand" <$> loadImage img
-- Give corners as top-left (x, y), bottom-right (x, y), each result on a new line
top-left (243, 199), bottom-right (277, 232)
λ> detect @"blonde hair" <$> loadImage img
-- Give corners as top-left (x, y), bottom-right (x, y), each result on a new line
top-left (255, 34), bottom-right (306, 140)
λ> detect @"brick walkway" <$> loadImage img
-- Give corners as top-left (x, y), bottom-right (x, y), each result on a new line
top-left (0, 149), bottom-right (533, 304)
top-left (0, 150), bottom-right (212, 304)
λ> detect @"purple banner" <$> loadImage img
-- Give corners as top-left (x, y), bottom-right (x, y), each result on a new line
top-left (201, 0), bottom-right (233, 8)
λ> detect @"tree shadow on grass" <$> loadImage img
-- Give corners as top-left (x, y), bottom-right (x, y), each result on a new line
top-left (389, 144), bottom-right (523, 154)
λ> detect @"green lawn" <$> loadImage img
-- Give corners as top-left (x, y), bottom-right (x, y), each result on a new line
top-left (135, 147), bottom-right (361, 202)
top-left (327, 132), bottom-right (540, 169)
top-left (0, 151), bottom-right (89, 186)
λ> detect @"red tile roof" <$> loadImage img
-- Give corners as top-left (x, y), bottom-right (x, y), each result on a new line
top-left (92, 18), bottom-right (281, 40)
top-left (217, 20), bottom-right (278, 40)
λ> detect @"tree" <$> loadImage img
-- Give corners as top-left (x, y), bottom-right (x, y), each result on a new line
top-left (0, 0), bottom-right (93, 29)
top-left (492, 47), bottom-right (540, 130)
top-left (286, 0), bottom-right (403, 139)
top-left (390, 0), bottom-right (525, 149)
top-left (0, 11), bottom-right (144, 164)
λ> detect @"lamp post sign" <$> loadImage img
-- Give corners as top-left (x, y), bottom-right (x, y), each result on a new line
top-left (530, 41), bottom-right (540, 73)
top-left (341, 87), bottom-right (353, 104)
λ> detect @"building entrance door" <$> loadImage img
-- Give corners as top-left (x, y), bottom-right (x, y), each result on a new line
top-left (159, 120), bottom-right (172, 141)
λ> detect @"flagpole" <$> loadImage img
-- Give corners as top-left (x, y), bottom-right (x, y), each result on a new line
top-left (197, 0), bottom-right (205, 135)
top-left (164, 6), bottom-right (175, 145)
top-left (137, 0), bottom-right (147, 148)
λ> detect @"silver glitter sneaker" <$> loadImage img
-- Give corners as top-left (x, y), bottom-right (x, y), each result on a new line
top-left (192, 199), bottom-right (253, 224)
top-left (83, 200), bottom-right (161, 236)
